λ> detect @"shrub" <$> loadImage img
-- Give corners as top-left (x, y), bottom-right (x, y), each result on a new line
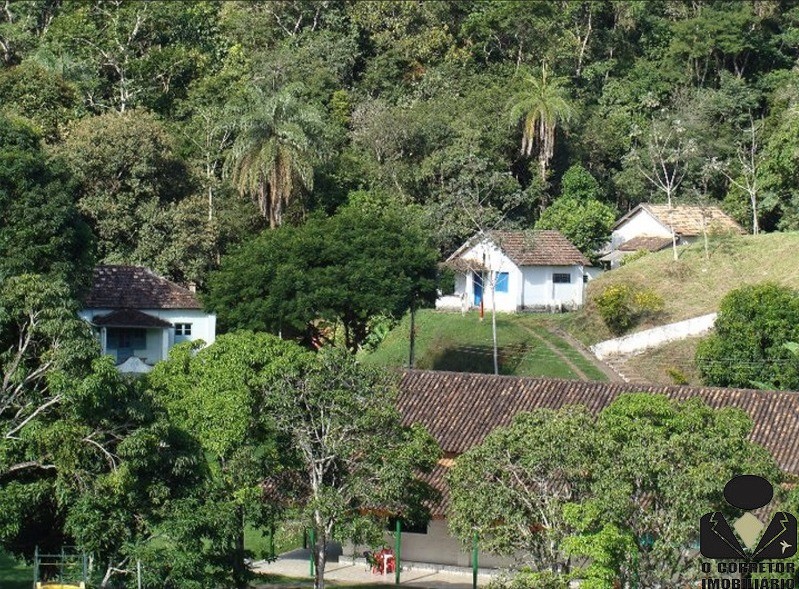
top-left (594, 283), bottom-right (664, 336)
top-left (618, 249), bottom-right (649, 267)
top-left (696, 282), bottom-right (799, 389)
top-left (666, 367), bottom-right (689, 385)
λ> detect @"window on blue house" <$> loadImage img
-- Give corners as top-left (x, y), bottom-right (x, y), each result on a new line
top-left (495, 272), bottom-right (509, 293)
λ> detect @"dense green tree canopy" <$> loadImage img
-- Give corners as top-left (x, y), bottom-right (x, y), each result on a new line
top-left (4, 0), bottom-right (799, 284)
top-left (448, 393), bottom-right (778, 589)
top-left (147, 332), bottom-right (310, 588)
top-left (263, 346), bottom-right (440, 589)
top-left (206, 196), bottom-right (439, 351)
top-left (696, 282), bottom-right (799, 390)
top-left (223, 83), bottom-right (323, 228)
top-left (55, 109), bottom-right (212, 284)
top-left (0, 115), bottom-right (93, 291)
top-left (536, 164), bottom-right (617, 255)
top-left (0, 275), bottom-right (204, 587)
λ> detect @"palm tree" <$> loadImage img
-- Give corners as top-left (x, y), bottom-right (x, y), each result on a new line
top-left (223, 84), bottom-right (321, 228)
top-left (509, 65), bottom-right (575, 183)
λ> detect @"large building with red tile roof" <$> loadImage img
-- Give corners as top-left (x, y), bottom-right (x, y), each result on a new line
top-left (79, 265), bottom-right (216, 372)
top-left (348, 370), bottom-right (799, 569)
top-left (437, 230), bottom-right (601, 313)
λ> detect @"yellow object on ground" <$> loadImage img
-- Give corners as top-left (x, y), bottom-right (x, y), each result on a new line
top-left (36, 583), bottom-right (85, 589)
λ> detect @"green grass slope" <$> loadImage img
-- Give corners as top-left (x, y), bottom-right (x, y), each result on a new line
top-left (361, 310), bottom-right (607, 381)
top-left (565, 231), bottom-right (799, 346)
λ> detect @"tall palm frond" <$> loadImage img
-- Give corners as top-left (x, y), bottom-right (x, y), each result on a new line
top-left (223, 84), bottom-right (322, 228)
top-left (509, 66), bottom-right (575, 182)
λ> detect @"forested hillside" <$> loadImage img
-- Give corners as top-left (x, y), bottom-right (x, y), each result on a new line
top-left (6, 3), bottom-right (799, 585)
top-left (3, 0), bottom-right (799, 292)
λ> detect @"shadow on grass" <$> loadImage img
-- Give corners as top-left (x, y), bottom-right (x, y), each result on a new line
top-left (0, 550), bottom-right (31, 589)
top-left (424, 343), bottom-right (530, 374)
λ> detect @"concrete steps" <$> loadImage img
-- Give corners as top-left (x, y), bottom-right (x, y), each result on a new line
top-left (602, 354), bottom-right (651, 386)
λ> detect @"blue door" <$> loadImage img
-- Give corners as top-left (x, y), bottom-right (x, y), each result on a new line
top-left (473, 271), bottom-right (483, 306)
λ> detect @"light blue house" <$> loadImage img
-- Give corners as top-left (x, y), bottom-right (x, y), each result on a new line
top-left (79, 265), bottom-right (216, 372)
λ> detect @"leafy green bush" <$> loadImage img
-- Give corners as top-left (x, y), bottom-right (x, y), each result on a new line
top-left (696, 283), bottom-right (799, 389)
top-left (618, 249), bottom-right (649, 267)
top-left (594, 283), bottom-right (665, 336)
top-left (666, 367), bottom-right (689, 385)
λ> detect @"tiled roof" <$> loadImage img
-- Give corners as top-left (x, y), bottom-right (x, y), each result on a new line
top-left (398, 370), bottom-right (799, 474)
top-left (449, 230), bottom-right (590, 268)
top-left (84, 265), bottom-right (202, 310)
top-left (419, 462), bottom-right (450, 518)
top-left (618, 235), bottom-right (673, 252)
top-left (616, 204), bottom-right (745, 236)
top-left (93, 309), bottom-right (173, 328)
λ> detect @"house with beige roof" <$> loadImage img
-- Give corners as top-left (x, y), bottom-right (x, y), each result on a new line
top-left (79, 265), bottom-right (216, 372)
top-left (436, 230), bottom-right (601, 312)
top-left (601, 203), bottom-right (745, 268)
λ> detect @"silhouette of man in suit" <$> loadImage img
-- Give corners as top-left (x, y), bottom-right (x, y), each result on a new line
top-left (700, 475), bottom-right (797, 560)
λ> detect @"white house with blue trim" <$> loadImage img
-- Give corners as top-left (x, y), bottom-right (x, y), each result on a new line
top-left (79, 265), bottom-right (216, 372)
top-left (437, 230), bottom-right (599, 312)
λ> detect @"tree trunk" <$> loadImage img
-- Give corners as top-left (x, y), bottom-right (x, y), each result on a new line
top-left (232, 506), bottom-right (248, 589)
top-left (313, 529), bottom-right (327, 589)
top-left (751, 192), bottom-right (759, 235)
top-left (671, 227), bottom-right (678, 261)
top-left (667, 199), bottom-right (678, 261)
top-left (491, 275), bottom-right (499, 375)
top-left (409, 302), bottom-right (416, 369)
top-left (269, 177), bottom-right (279, 229)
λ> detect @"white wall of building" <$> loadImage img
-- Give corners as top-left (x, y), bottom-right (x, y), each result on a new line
top-left (457, 240), bottom-right (523, 312)
top-left (437, 237), bottom-right (599, 311)
top-left (343, 519), bottom-right (513, 569)
top-left (585, 267), bottom-right (604, 281)
top-left (521, 265), bottom-right (587, 310)
top-left (611, 209), bottom-right (671, 249)
top-left (79, 308), bottom-right (216, 365)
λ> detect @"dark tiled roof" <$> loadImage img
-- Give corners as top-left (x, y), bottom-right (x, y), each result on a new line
top-left (419, 462), bottom-right (451, 518)
top-left (84, 265), bottom-right (201, 310)
top-left (448, 230), bottom-right (590, 268)
top-left (618, 235), bottom-right (673, 252)
top-left (398, 370), bottom-right (799, 474)
top-left (492, 230), bottom-right (590, 266)
top-left (93, 309), bottom-right (173, 328)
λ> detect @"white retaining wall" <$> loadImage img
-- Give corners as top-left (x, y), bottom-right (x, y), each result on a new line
top-left (590, 313), bottom-right (717, 360)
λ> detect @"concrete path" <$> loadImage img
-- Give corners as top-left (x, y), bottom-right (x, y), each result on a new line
top-left (252, 548), bottom-right (496, 589)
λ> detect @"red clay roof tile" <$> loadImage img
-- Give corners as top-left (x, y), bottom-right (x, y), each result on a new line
top-left (84, 265), bottom-right (201, 310)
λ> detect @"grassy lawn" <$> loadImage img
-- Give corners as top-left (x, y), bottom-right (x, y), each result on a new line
top-left (567, 232), bottom-right (799, 347)
top-left (517, 319), bottom-right (608, 381)
top-left (361, 309), bottom-right (607, 381)
top-left (0, 549), bottom-right (32, 589)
